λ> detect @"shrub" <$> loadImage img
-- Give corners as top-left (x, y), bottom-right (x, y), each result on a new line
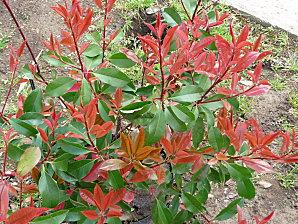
top-left (1, 0), bottom-right (297, 223)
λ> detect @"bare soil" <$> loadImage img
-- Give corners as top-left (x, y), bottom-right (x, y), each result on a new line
top-left (0, 0), bottom-right (297, 223)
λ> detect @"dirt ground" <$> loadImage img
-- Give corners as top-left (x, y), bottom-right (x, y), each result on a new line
top-left (0, 0), bottom-right (297, 223)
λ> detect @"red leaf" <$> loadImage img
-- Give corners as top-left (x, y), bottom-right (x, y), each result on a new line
top-left (252, 62), bottom-right (263, 83)
top-left (130, 169), bottom-right (152, 183)
top-left (145, 75), bottom-right (160, 85)
top-left (94, 0), bottom-right (102, 9)
top-left (78, 8), bottom-right (93, 37)
top-left (100, 159), bottom-right (128, 171)
top-left (90, 121), bottom-right (114, 138)
top-left (162, 26), bottom-right (178, 57)
top-left (244, 84), bottom-right (270, 96)
top-left (80, 189), bottom-right (96, 206)
top-left (241, 158), bottom-right (273, 173)
top-left (83, 162), bottom-right (107, 182)
top-left (6, 207), bottom-right (48, 224)
top-left (106, 0), bottom-right (116, 13)
top-left (256, 211), bottom-right (275, 224)
top-left (37, 128), bottom-right (48, 143)
top-left (236, 25), bottom-right (249, 45)
top-left (232, 52), bottom-right (260, 73)
top-left (17, 41), bottom-right (27, 58)
top-left (0, 181), bottom-right (9, 222)
top-left (82, 210), bottom-right (98, 220)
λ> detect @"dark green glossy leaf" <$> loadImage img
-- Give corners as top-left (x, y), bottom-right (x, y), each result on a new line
top-left (80, 79), bottom-right (92, 105)
top-left (94, 68), bottom-right (131, 87)
top-left (208, 126), bottom-right (224, 152)
top-left (108, 170), bottom-right (125, 190)
top-left (170, 85), bottom-right (203, 103)
top-left (236, 178), bottom-right (256, 199)
top-left (152, 199), bottom-right (173, 224)
top-left (39, 168), bottom-right (69, 208)
top-left (45, 77), bottom-right (76, 97)
top-left (58, 139), bottom-right (90, 155)
top-left (19, 112), bottom-right (44, 125)
top-left (10, 118), bottom-right (38, 137)
top-left (182, 192), bottom-right (205, 213)
top-left (163, 7), bottom-right (182, 26)
top-left (146, 110), bottom-right (166, 145)
top-left (192, 117), bottom-right (204, 148)
top-left (31, 210), bottom-right (68, 224)
top-left (24, 89), bottom-right (43, 112)
top-left (215, 198), bottom-right (244, 221)
top-left (67, 160), bottom-right (94, 180)
top-left (109, 52), bottom-right (136, 68)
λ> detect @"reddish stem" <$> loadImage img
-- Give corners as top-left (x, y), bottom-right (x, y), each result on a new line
top-left (1, 138), bottom-right (9, 181)
top-left (1, 69), bottom-right (16, 115)
top-left (2, 0), bottom-right (46, 87)
top-left (101, 0), bottom-right (108, 63)
top-left (158, 39), bottom-right (166, 111)
top-left (180, 0), bottom-right (192, 21)
top-left (19, 179), bottom-right (23, 208)
top-left (191, 0), bottom-right (202, 21)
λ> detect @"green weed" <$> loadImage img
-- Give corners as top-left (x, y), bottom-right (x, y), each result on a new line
top-left (270, 76), bottom-right (286, 91)
top-left (276, 164), bottom-right (298, 189)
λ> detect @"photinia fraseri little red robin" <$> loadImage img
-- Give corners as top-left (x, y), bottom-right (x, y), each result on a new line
top-left (80, 184), bottom-right (125, 224)
top-left (1, 0), bottom-right (298, 223)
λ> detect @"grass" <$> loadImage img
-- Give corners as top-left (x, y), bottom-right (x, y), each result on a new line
top-left (0, 33), bottom-right (9, 52)
top-left (289, 93), bottom-right (298, 117)
top-left (116, 0), bottom-right (156, 11)
top-left (276, 164), bottom-right (298, 189)
top-left (238, 96), bottom-right (253, 116)
top-left (270, 76), bottom-right (287, 91)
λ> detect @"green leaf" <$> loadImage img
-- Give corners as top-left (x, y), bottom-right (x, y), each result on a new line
top-left (8, 141), bottom-right (24, 161)
top-left (10, 118), bottom-right (38, 137)
top-left (181, 192), bottom-right (205, 213)
top-left (194, 74), bottom-right (211, 91)
top-left (120, 101), bottom-right (151, 114)
top-left (24, 89), bottom-right (43, 112)
top-left (192, 117), bottom-right (204, 148)
top-left (19, 112), bottom-right (44, 126)
top-left (208, 126), bottom-right (224, 152)
top-left (215, 198), bottom-right (244, 221)
top-left (17, 147), bottom-right (41, 177)
top-left (191, 164), bottom-right (210, 183)
top-left (39, 168), bottom-right (69, 208)
top-left (172, 210), bottom-right (192, 224)
top-left (108, 170), bottom-right (125, 190)
top-left (67, 160), bottom-right (94, 180)
top-left (165, 107), bottom-right (187, 132)
top-left (226, 163), bottom-right (252, 179)
top-left (170, 105), bottom-right (195, 123)
top-left (32, 210), bottom-right (69, 224)
top-left (152, 199), bottom-right (173, 224)
top-left (199, 106), bottom-right (214, 127)
top-left (163, 7), bottom-right (182, 26)
top-left (236, 178), bottom-right (256, 199)
top-left (107, 217), bottom-right (122, 224)
top-left (84, 44), bottom-right (101, 57)
top-left (57, 139), bottom-right (90, 155)
top-left (170, 85), bottom-right (203, 103)
top-left (53, 153), bottom-right (74, 171)
top-left (181, 0), bottom-right (197, 15)
top-left (146, 110), bottom-right (166, 145)
top-left (45, 77), bottom-right (76, 97)
top-left (80, 79), bottom-right (92, 105)
top-left (109, 52), bottom-right (136, 68)
top-left (43, 55), bottom-right (65, 67)
top-left (94, 68), bottom-right (131, 87)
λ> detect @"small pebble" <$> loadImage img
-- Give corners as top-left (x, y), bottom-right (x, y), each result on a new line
top-left (258, 180), bottom-right (272, 189)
